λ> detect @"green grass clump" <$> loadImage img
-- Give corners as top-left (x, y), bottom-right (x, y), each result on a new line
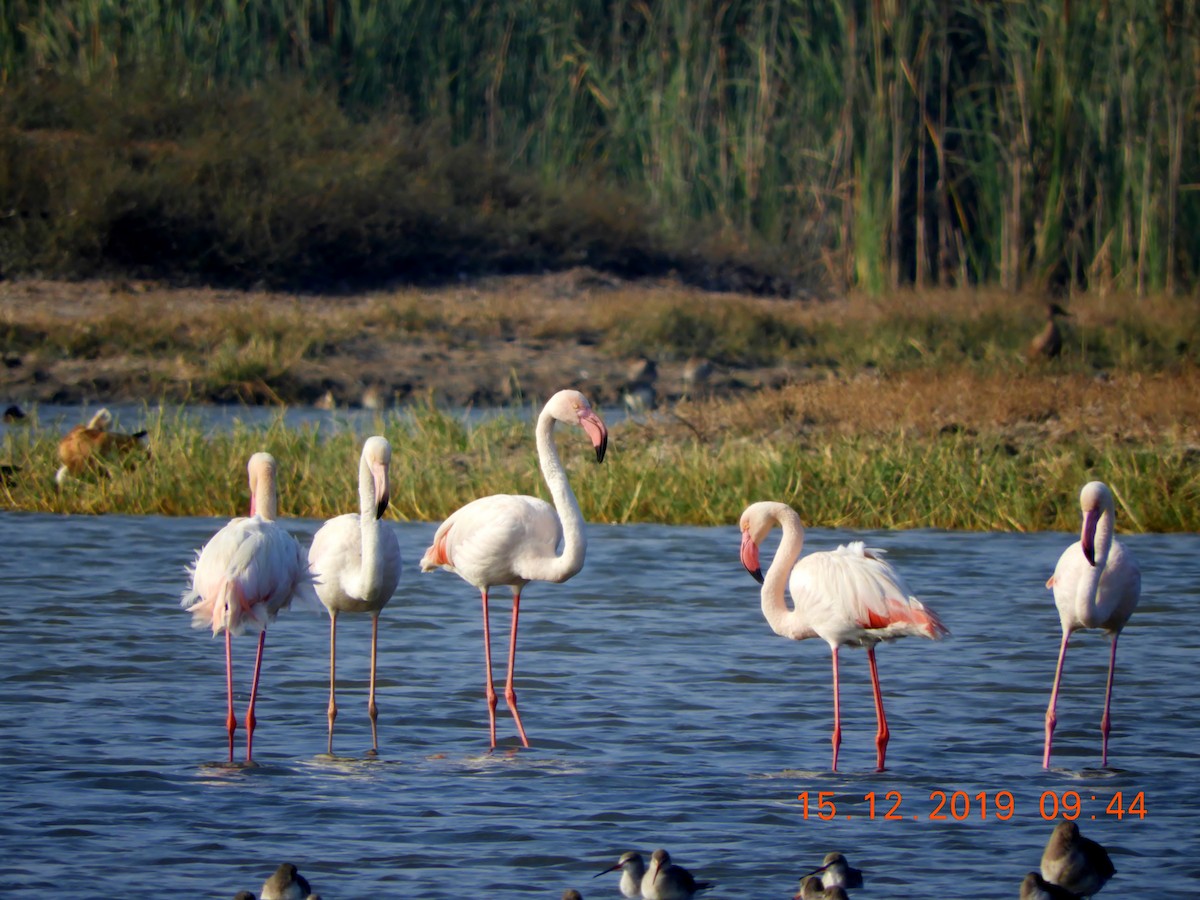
top-left (3, 399), bottom-right (1196, 533)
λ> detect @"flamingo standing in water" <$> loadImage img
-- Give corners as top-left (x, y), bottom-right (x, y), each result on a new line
top-left (307, 436), bottom-right (403, 755)
top-left (1043, 481), bottom-right (1141, 769)
top-left (419, 389), bottom-right (608, 748)
top-left (739, 501), bottom-right (948, 771)
top-left (181, 452), bottom-right (315, 762)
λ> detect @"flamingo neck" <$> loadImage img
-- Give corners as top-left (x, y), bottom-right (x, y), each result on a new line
top-left (1078, 505), bottom-right (1115, 606)
top-left (254, 479), bottom-right (278, 521)
top-left (529, 406), bottom-right (586, 583)
top-left (357, 454), bottom-right (384, 585)
top-left (762, 503), bottom-right (806, 637)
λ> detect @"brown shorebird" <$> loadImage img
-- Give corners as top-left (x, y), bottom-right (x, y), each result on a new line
top-left (1020, 871), bottom-right (1081, 899)
top-left (796, 875), bottom-right (852, 899)
top-left (641, 848), bottom-right (712, 900)
top-left (1040, 821), bottom-right (1115, 896)
top-left (259, 862), bottom-right (317, 900)
top-left (594, 850), bottom-right (646, 898)
top-left (55, 407), bottom-right (148, 484)
top-left (1028, 302), bottom-right (1070, 360)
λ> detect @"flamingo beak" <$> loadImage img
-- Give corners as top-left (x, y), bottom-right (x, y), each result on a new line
top-left (741, 530), bottom-right (764, 583)
top-left (1081, 507), bottom-right (1099, 566)
top-left (579, 408), bottom-right (608, 463)
top-left (372, 461), bottom-right (390, 520)
top-left (593, 862), bottom-right (622, 878)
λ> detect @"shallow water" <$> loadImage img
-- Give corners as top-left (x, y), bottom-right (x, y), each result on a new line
top-left (0, 513), bottom-right (1196, 898)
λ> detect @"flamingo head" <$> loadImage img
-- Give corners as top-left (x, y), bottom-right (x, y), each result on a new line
top-left (547, 389), bottom-right (608, 462)
top-left (363, 435), bottom-right (392, 519)
top-left (1078, 481), bottom-right (1113, 566)
top-left (740, 502), bottom-right (783, 584)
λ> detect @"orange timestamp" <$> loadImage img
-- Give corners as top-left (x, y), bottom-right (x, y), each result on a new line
top-left (796, 790), bottom-right (1147, 822)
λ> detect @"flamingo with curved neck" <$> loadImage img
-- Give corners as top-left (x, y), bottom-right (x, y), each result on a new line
top-left (308, 436), bottom-right (403, 755)
top-left (420, 389), bottom-right (608, 747)
top-left (739, 501), bottom-right (948, 771)
top-left (1043, 481), bottom-right (1141, 768)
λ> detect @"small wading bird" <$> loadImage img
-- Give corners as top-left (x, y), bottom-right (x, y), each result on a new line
top-left (181, 453), bottom-right (316, 762)
top-left (420, 389), bottom-right (607, 747)
top-left (594, 850), bottom-right (646, 898)
top-left (796, 879), bottom-right (851, 900)
top-left (1043, 481), bottom-right (1141, 769)
top-left (258, 862), bottom-right (318, 900)
top-left (739, 501), bottom-right (948, 771)
top-left (641, 848), bottom-right (711, 900)
top-left (1040, 821), bottom-right (1115, 897)
top-left (1020, 871), bottom-right (1081, 900)
top-left (1028, 302), bottom-right (1071, 361)
top-left (56, 407), bottom-right (149, 484)
top-left (3, 403), bottom-right (26, 423)
top-left (307, 436), bottom-right (403, 755)
top-left (796, 852), bottom-right (863, 892)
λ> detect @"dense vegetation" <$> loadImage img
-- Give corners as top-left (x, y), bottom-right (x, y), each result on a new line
top-left (1, 2), bottom-right (1196, 293)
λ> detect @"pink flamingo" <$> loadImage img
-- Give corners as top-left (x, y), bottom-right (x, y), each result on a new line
top-left (307, 436), bottom-right (403, 755)
top-left (1043, 481), bottom-right (1141, 768)
top-left (182, 452), bottom-right (315, 762)
top-left (419, 389), bottom-right (608, 748)
top-left (739, 501), bottom-right (948, 771)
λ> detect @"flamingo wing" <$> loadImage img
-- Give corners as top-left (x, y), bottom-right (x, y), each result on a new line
top-left (421, 494), bottom-right (561, 585)
top-left (789, 542), bottom-right (947, 645)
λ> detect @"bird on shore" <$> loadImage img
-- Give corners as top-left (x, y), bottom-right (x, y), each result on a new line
top-left (739, 501), bottom-right (948, 771)
top-left (797, 852), bottom-right (863, 890)
top-left (594, 850), bottom-right (646, 898)
top-left (308, 436), bottom-right (403, 755)
top-left (259, 862), bottom-right (317, 900)
top-left (420, 389), bottom-right (608, 747)
top-left (55, 407), bottom-right (149, 484)
top-left (181, 453), bottom-right (316, 762)
top-left (1040, 821), bottom-right (1115, 896)
top-left (641, 848), bottom-right (711, 900)
top-left (1043, 481), bottom-right (1141, 769)
top-left (1028, 302), bottom-right (1070, 361)
top-left (1020, 871), bottom-right (1081, 900)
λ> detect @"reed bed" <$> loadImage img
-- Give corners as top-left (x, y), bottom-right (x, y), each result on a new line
top-left (4, 365), bottom-right (1196, 532)
top-left (1, 2), bottom-right (1196, 293)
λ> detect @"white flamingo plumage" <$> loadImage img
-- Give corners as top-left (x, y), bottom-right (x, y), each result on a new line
top-left (739, 501), bottom-right (948, 771)
top-left (419, 389), bottom-right (608, 748)
top-left (307, 436), bottom-right (403, 755)
top-left (181, 452), bottom-right (315, 762)
top-left (1043, 481), bottom-right (1141, 769)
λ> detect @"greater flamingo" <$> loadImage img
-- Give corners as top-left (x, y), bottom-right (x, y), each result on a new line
top-left (1043, 481), bottom-right (1141, 769)
top-left (594, 850), bottom-right (646, 898)
top-left (307, 436), bottom-right (403, 755)
top-left (419, 389), bottom-right (607, 748)
top-left (1040, 821), bottom-right (1115, 896)
top-left (641, 848), bottom-right (711, 900)
top-left (739, 501), bottom-right (948, 771)
top-left (181, 452), bottom-right (315, 762)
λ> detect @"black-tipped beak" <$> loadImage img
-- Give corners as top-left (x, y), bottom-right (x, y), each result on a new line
top-left (747, 565), bottom-right (765, 584)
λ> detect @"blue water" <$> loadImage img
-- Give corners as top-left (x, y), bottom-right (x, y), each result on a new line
top-left (0, 512), bottom-right (1196, 898)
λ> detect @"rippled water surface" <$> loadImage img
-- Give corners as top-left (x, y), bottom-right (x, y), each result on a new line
top-left (1, 512), bottom-right (1196, 898)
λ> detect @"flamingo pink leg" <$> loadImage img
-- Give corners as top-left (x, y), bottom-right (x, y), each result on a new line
top-left (327, 613), bottom-right (338, 754)
top-left (1043, 630), bottom-right (1071, 768)
top-left (866, 646), bottom-right (890, 772)
top-left (368, 614), bottom-right (381, 753)
top-left (830, 648), bottom-right (842, 771)
top-left (481, 589), bottom-right (498, 747)
top-left (224, 629), bottom-right (237, 763)
top-left (1100, 634), bottom-right (1120, 767)
top-left (245, 630), bottom-right (267, 762)
top-left (505, 590), bottom-right (530, 748)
